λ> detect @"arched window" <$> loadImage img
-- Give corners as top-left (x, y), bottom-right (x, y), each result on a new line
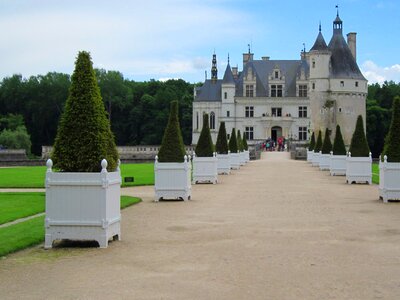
top-left (210, 112), bottom-right (215, 130)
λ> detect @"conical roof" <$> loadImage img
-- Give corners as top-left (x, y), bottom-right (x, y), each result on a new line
top-left (310, 31), bottom-right (329, 51)
top-left (222, 63), bottom-right (235, 84)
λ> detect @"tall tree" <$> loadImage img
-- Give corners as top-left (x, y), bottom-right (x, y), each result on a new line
top-left (382, 96), bottom-right (400, 162)
top-left (349, 115), bottom-right (370, 157)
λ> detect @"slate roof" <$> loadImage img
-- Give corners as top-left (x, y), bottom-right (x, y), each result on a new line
top-left (194, 80), bottom-right (222, 102)
top-left (310, 32), bottom-right (329, 51)
top-left (222, 63), bottom-right (235, 84)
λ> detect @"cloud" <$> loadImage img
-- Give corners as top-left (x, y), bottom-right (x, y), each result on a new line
top-left (361, 60), bottom-right (400, 84)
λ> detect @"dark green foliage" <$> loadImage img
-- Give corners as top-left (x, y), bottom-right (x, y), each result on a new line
top-left (382, 96), bottom-right (400, 162)
top-left (157, 100), bottom-right (186, 162)
top-left (228, 128), bottom-right (238, 153)
top-left (215, 122), bottom-right (229, 154)
top-left (349, 115), bottom-right (370, 157)
top-left (195, 113), bottom-right (214, 157)
top-left (308, 132), bottom-right (315, 151)
top-left (237, 130), bottom-right (243, 152)
top-left (332, 125), bottom-right (346, 155)
top-left (242, 133), bottom-right (248, 150)
top-left (52, 51), bottom-right (119, 172)
top-left (321, 128), bottom-right (332, 154)
top-left (314, 130), bottom-right (322, 152)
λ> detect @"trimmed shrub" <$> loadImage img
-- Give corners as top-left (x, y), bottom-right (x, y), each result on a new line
top-left (349, 115), bottom-right (370, 157)
top-left (242, 133), bottom-right (248, 151)
top-left (228, 128), bottom-right (238, 153)
top-left (0, 126), bottom-right (31, 154)
top-left (237, 130), bottom-right (243, 152)
top-left (382, 96), bottom-right (400, 162)
top-left (52, 51), bottom-right (118, 172)
top-left (332, 125), bottom-right (346, 155)
top-left (195, 113), bottom-right (214, 157)
top-left (308, 132), bottom-right (315, 151)
top-left (215, 122), bottom-right (229, 154)
top-left (158, 100), bottom-right (186, 162)
top-left (321, 128), bottom-right (332, 154)
top-left (314, 130), bottom-right (322, 152)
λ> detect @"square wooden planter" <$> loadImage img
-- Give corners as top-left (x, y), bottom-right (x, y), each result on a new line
top-left (154, 155), bottom-right (191, 201)
top-left (239, 151), bottom-right (246, 166)
top-left (307, 150), bottom-right (314, 163)
top-left (330, 154), bottom-right (346, 176)
top-left (319, 153), bottom-right (331, 171)
top-left (346, 152), bottom-right (372, 184)
top-left (229, 152), bottom-right (240, 170)
top-left (244, 150), bottom-right (250, 162)
top-left (192, 153), bottom-right (218, 184)
top-left (217, 153), bottom-right (231, 175)
top-left (311, 151), bottom-right (320, 167)
top-left (45, 159), bottom-right (121, 249)
top-left (379, 156), bottom-right (400, 202)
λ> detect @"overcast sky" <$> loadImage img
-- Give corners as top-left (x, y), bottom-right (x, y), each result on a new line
top-left (1, 0), bottom-right (399, 84)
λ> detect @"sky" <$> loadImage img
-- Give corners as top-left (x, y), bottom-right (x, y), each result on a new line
top-left (0, 0), bottom-right (399, 84)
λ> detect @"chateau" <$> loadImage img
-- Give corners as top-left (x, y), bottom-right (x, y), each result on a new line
top-left (192, 12), bottom-right (367, 147)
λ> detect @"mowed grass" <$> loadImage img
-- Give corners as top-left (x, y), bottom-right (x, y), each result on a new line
top-left (0, 163), bottom-right (154, 188)
top-left (372, 162), bottom-right (379, 184)
top-left (0, 192), bottom-right (45, 225)
top-left (0, 195), bottom-right (141, 257)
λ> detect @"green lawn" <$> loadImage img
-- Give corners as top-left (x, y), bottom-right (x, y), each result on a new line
top-left (372, 162), bottom-right (379, 184)
top-left (0, 163), bottom-right (154, 188)
top-left (0, 192), bottom-right (45, 225)
top-left (0, 195), bottom-right (141, 257)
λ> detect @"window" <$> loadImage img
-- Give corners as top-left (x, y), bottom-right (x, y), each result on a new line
top-left (298, 106), bottom-right (307, 118)
top-left (355, 81), bottom-right (358, 87)
top-left (227, 110), bottom-right (230, 117)
top-left (299, 85), bottom-right (307, 97)
top-left (312, 60), bottom-right (315, 68)
top-left (340, 81), bottom-right (344, 87)
top-left (271, 107), bottom-right (282, 117)
top-left (224, 92), bottom-right (227, 99)
top-left (245, 84), bottom-right (254, 97)
top-left (196, 112), bottom-right (199, 130)
top-left (275, 71), bottom-right (279, 79)
top-left (312, 82), bottom-right (315, 90)
top-left (271, 85), bottom-right (283, 97)
top-left (245, 106), bottom-right (254, 118)
top-left (245, 126), bottom-right (254, 140)
top-left (298, 127), bottom-right (307, 141)
top-left (210, 112), bottom-right (215, 130)
top-left (338, 107), bottom-right (342, 113)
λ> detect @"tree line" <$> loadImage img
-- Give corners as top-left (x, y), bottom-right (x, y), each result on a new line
top-left (0, 69), bottom-right (398, 157)
top-left (0, 71), bottom-right (194, 155)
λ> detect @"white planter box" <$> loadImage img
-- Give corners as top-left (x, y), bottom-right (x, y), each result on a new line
top-left (330, 154), bottom-right (347, 176)
top-left (193, 153), bottom-right (218, 184)
top-left (346, 152), bottom-right (372, 184)
top-left (229, 152), bottom-right (240, 170)
top-left (217, 153), bottom-right (231, 175)
top-left (154, 155), bottom-right (191, 201)
top-left (307, 150), bottom-right (314, 163)
top-left (244, 150), bottom-right (250, 162)
top-left (239, 151), bottom-right (246, 166)
top-left (45, 159), bottom-right (121, 249)
top-left (379, 156), bottom-right (400, 202)
top-left (319, 153), bottom-right (331, 170)
top-left (311, 151), bottom-right (321, 167)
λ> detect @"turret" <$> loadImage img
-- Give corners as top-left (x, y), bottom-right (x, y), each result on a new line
top-left (309, 24), bottom-right (331, 81)
top-left (221, 55), bottom-right (235, 104)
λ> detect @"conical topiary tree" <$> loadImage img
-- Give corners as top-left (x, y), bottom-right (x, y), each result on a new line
top-left (332, 125), bottom-right (346, 155)
top-left (321, 128), bottom-right (332, 154)
top-left (308, 132), bottom-right (315, 151)
top-left (242, 133), bottom-right (248, 151)
top-left (195, 113), bottom-right (214, 157)
top-left (215, 122), bottom-right (229, 154)
top-left (314, 130), bottom-right (322, 153)
top-left (382, 96), bottom-right (400, 162)
top-left (237, 130), bottom-right (243, 152)
top-left (158, 100), bottom-right (186, 162)
top-left (349, 115), bottom-right (370, 157)
top-left (228, 128), bottom-right (238, 153)
top-left (52, 51), bottom-right (118, 172)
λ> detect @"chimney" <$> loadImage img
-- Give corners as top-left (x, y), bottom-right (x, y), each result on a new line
top-left (243, 53), bottom-right (254, 66)
top-left (347, 32), bottom-right (357, 61)
top-left (232, 66), bottom-right (238, 79)
top-left (262, 56), bottom-right (270, 61)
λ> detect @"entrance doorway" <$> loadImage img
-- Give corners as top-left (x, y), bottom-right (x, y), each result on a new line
top-left (271, 126), bottom-right (282, 142)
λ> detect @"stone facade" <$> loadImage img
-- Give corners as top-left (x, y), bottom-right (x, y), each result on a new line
top-left (192, 12), bottom-right (367, 147)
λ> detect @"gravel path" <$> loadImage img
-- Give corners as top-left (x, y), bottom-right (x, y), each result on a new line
top-left (1, 152), bottom-right (400, 299)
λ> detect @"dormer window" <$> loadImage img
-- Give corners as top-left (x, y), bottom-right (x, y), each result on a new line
top-left (245, 84), bottom-right (254, 97)
top-left (275, 71), bottom-right (279, 79)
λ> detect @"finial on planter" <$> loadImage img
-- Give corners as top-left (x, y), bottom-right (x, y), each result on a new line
top-left (101, 159), bottom-right (108, 173)
top-left (46, 159), bottom-right (53, 172)
top-left (155, 155), bottom-right (158, 162)
top-left (184, 155), bottom-right (188, 162)
top-left (348, 152), bottom-right (351, 157)
top-left (117, 159), bottom-right (121, 172)
top-left (384, 155), bottom-right (387, 163)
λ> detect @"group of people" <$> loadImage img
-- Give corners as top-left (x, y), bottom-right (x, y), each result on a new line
top-left (262, 137), bottom-right (286, 152)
